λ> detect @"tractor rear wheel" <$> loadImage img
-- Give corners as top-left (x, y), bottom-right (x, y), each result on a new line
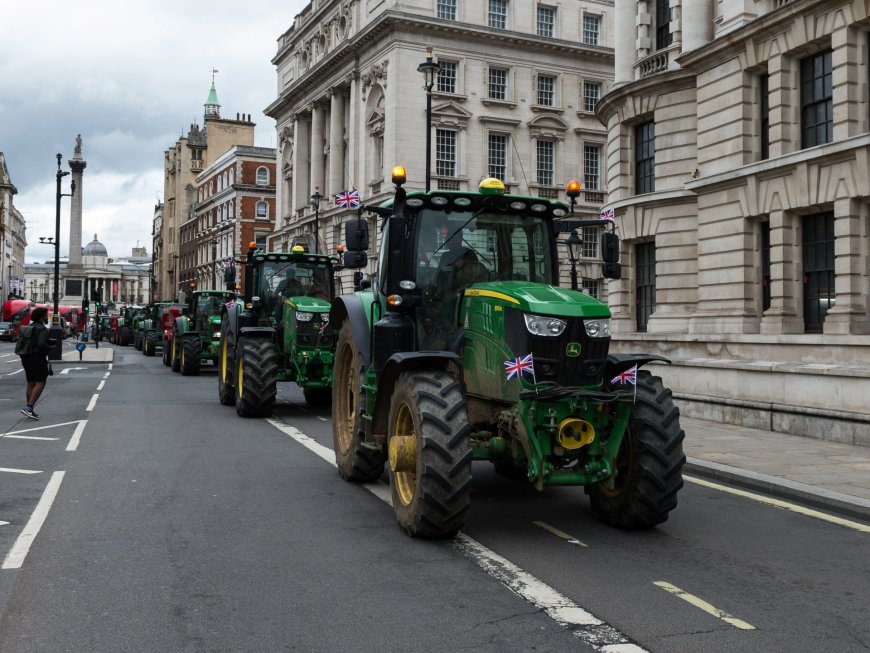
top-left (134, 332), bottom-right (142, 351)
top-left (120, 326), bottom-right (131, 346)
top-left (586, 371), bottom-right (685, 529)
top-left (170, 332), bottom-right (181, 372)
top-left (234, 337), bottom-right (278, 417)
top-left (387, 371), bottom-right (472, 538)
top-left (144, 331), bottom-right (157, 356)
top-left (162, 339), bottom-right (171, 366)
top-left (181, 334), bottom-right (202, 376)
top-left (332, 321), bottom-right (385, 481)
top-left (303, 386), bottom-right (332, 407)
top-left (217, 321), bottom-right (235, 406)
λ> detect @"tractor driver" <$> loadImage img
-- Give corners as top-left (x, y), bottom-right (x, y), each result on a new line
top-left (276, 267), bottom-right (304, 298)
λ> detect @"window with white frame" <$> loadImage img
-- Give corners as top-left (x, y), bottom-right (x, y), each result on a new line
top-left (437, 0), bottom-right (457, 20)
top-left (437, 61), bottom-right (457, 94)
top-left (488, 133), bottom-right (508, 180)
top-left (488, 67), bottom-right (508, 99)
top-left (256, 201), bottom-right (268, 219)
top-left (537, 5), bottom-right (555, 37)
top-left (256, 166), bottom-right (269, 185)
top-left (584, 144), bottom-right (600, 190)
top-left (581, 226), bottom-right (598, 259)
top-left (581, 278), bottom-right (599, 298)
top-left (436, 129), bottom-right (457, 177)
top-left (536, 139), bottom-right (555, 185)
top-left (537, 74), bottom-right (556, 106)
top-left (582, 15), bottom-right (600, 45)
top-left (489, 0), bottom-right (507, 28)
top-left (583, 81), bottom-right (600, 112)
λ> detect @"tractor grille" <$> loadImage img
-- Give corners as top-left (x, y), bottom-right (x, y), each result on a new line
top-left (504, 308), bottom-right (609, 387)
top-left (296, 315), bottom-right (334, 346)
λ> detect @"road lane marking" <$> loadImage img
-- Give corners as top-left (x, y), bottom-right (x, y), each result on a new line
top-left (65, 420), bottom-right (88, 452)
top-left (102, 372), bottom-right (110, 379)
top-left (107, 364), bottom-right (112, 371)
top-left (5, 420), bottom-right (83, 435)
top-left (97, 380), bottom-right (105, 390)
top-left (0, 467), bottom-right (42, 474)
top-left (266, 417), bottom-right (647, 652)
top-left (2, 471), bottom-right (65, 569)
top-left (653, 581), bottom-right (755, 630)
top-left (533, 521), bottom-right (589, 547)
top-left (0, 521), bottom-right (9, 526)
top-left (85, 394), bottom-right (99, 412)
top-left (685, 475), bottom-right (870, 534)
top-left (5, 435), bottom-right (60, 441)
top-left (59, 366), bottom-right (88, 375)
top-left (5, 369), bottom-right (23, 376)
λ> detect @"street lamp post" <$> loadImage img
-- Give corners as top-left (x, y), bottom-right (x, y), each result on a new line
top-left (211, 239), bottom-right (219, 289)
top-left (53, 153), bottom-right (75, 315)
top-left (565, 230), bottom-right (582, 291)
top-left (310, 189), bottom-right (323, 254)
top-left (417, 46), bottom-right (442, 192)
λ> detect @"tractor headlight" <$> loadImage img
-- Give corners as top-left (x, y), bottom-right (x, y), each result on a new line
top-left (584, 319), bottom-right (611, 338)
top-left (296, 311), bottom-right (314, 322)
top-left (524, 313), bottom-right (566, 337)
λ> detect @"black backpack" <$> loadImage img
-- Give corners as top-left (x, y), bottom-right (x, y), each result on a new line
top-left (14, 325), bottom-right (34, 355)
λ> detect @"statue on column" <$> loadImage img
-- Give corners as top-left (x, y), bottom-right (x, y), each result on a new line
top-left (74, 134), bottom-right (83, 155)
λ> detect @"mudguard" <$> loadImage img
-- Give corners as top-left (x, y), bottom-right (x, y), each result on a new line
top-left (603, 353), bottom-right (670, 381)
top-left (330, 293), bottom-right (374, 369)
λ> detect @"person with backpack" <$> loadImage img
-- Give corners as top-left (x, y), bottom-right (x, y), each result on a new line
top-left (16, 307), bottom-right (56, 420)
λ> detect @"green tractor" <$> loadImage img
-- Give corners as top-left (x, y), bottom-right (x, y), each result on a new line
top-left (112, 305), bottom-right (142, 346)
top-left (170, 289), bottom-right (237, 375)
top-left (217, 245), bottom-right (338, 416)
top-left (131, 308), bottom-right (149, 350)
top-left (142, 302), bottom-right (184, 357)
top-left (330, 168), bottom-right (685, 538)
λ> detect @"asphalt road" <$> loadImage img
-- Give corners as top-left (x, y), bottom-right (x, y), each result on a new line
top-left (0, 341), bottom-right (868, 652)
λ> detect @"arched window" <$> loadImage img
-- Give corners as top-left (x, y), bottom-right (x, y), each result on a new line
top-left (256, 166), bottom-right (269, 185)
top-left (217, 175), bottom-right (223, 192)
top-left (256, 201), bottom-right (268, 219)
top-left (229, 168), bottom-right (235, 185)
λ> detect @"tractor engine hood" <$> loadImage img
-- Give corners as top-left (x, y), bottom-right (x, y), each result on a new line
top-left (464, 281), bottom-right (610, 318)
top-left (286, 296), bottom-right (331, 312)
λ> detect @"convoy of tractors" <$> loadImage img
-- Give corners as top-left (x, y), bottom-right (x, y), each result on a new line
top-left (53, 168), bottom-right (685, 538)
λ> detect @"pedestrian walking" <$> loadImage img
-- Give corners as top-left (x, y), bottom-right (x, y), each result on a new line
top-left (16, 307), bottom-right (56, 420)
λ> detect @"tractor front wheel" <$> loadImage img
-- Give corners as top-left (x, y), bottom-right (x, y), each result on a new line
top-left (144, 331), bottom-right (157, 357)
top-left (332, 321), bottom-right (385, 481)
top-left (162, 338), bottom-right (171, 366)
top-left (217, 322), bottom-right (235, 406)
top-left (586, 371), bottom-right (685, 529)
top-left (120, 325), bottom-right (131, 346)
top-left (235, 337), bottom-right (278, 417)
top-left (170, 331), bottom-right (181, 372)
top-left (181, 334), bottom-right (202, 376)
top-left (388, 371), bottom-right (472, 538)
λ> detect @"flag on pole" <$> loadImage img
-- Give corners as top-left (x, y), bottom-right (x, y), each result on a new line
top-left (335, 189), bottom-right (361, 209)
top-left (505, 353), bottom-right (535, 381)
top-left (611, 365), bottom-right (637, 385)
top-left (599, 207), bottom-right (615, 222)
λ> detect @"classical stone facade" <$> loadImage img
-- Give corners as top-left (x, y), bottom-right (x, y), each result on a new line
top-left (598, 0), bottom-right (870, 443)
top-left (0, 153), bottom-right (26, 299)
top-left (266, 0), bottom-right (615, 296)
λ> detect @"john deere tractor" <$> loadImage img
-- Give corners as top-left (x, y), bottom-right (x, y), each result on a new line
top-left (217, 245), bottom-right (338, 416)
top-left (330, 168), bottom-right (685, 538)
top-left (142, 302), bottom-right (184, 357)
top-left (170, 289), bottom-right (236, 375)
top-left (112, 305), bottom-right (143, 346)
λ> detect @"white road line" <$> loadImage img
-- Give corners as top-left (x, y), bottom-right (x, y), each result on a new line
top-left (85, 394), bottom-right (99, 412)
top-left (0, 467), bottom-right (42, 474)
top-left (66, 420), bottom-right (87, 452)
top-left (96, 380), bottom-right (105, 391)
top-left (653, 581), bottom-right (755, 630)
top-left (684, 475), bottom-right (870, 534)
top-left (2, 471), bottom-right (65, 569)
top-left (533, 520), bottom-right (589, 547)
top-left (107, 364), bottom-right (112, 371)
top-left (0, 521), bottom-right (9, 526)
top-left (5, 369), bottom-right (24, 376)
top-left (4, 435), bottom-right (60, 441)
top-left (266, 417), bottom-right (647, 652)
top-left (102, 372), bottom-right (110, 379)
top-left (5, 420), bottom-right (83, 435)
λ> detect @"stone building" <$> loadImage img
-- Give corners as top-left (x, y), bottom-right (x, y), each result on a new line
top-left (179, 146), bottom-right (276, 293)
top-left (597, 0), bottom-right (870, 442)
top-left (266, 0), bottom-right (615, 295)
top-left (157, 79), bottom-right (258, 300)
top-left (0, 153), bottom-right (26, 299)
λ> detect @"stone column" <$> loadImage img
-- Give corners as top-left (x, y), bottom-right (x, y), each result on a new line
top-left (68, 150), bottom-right (87, 267)
top-left (767, 54), bottom-right (792, 158)
top-left (832, 25), bottom-right (862, 141)
top-left (292, 113), bottom-right (310, 213)
top-left (614, 0), bottom-right (636, 85)
top-left (761, 210), bottom-right (803, 334)
top-left (825, 198), bottom-right (870, 334)
top-left (328, 89), bottom-right (346, 196)
top-left (681, 0), bottom-right (713, 53)
top-left (310, 103), bottom-right (325, 198)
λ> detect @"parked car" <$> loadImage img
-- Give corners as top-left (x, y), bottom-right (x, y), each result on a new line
top-left (0, 321), bottom-right (13, 341)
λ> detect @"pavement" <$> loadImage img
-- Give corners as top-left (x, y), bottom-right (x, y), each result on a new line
top-left (42, 340), bottom-right (870, 521)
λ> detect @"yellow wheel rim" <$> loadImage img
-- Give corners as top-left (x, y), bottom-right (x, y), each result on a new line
top-left (220, 336), bottom-right (227, 381)
top-left (237, 355), bottom-right (244, 399)
top-left (171, 337), bottom-right (176, 362)
top-left (335, 341), bottom-right (355, 455)
top-left (392, 404), bottom-right (417, 506)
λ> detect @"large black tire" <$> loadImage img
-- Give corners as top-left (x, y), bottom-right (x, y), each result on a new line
top-left (134, 331), bottom-right (143, 350)
top-left (332, 321), bottom-right (386, 481)
top-left (303, 386), bottom-right (332, 407)
top-left (235, 337), bottom-right (278, 417)
top-left (387, 371), bottom-right (472, 538)
top-left (181, 334), bottom-right (202, 376)
top-left (120, 325), bottom-right (131, 346)
top-left (170, 332), bottom-right (181, 373)
top-left (586, 371), bottom-right (685, 529)
top-left (217, 321), bottom-right (235, 406)
top-left (162, 339), bottom-right (171, 366)
top-left (144, 331), bottom-right (157, 356)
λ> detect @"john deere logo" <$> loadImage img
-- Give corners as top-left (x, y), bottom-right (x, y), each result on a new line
top-left (566, 343), bottom-right (581, 357)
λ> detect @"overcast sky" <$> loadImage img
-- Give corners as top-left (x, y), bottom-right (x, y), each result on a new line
top-left (0, 1), bottom-right (307, 264)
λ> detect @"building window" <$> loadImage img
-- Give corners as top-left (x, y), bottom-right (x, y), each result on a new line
top-left (488, 133), bottom-right (508, 180)
top-left (437, 0), bottom-right (456, 20)
top-left (584, 144), bottom-right (600, 191)
top-left (581, 226), bottom-right (598, 259)
top-left (636, 241), bottom-right (656, 332)
top-left (583, 81), bottom-right (600, 112)
top-left (582, 15), bottom-right (600, 45)
top-left (760, 74), bottom-right (769, 160)
top-left (537, 74), bottom-right (556, 106)
top-left (802, 213), bottom-right (835, 333)
top-left (581, 278), bottom-right (599, 299)
top-left (536, 139), bottom-right (555, 186)
top-left (256, 201), bottom-right (268, 219)
top-left (436, 128), bottom-right (457, 177)
top-left (800, 51), bottom-right (833, 149)
top-left (437, 61), bottom-right (457, 94)
top-left (537, 5), bottom-right (555, 37)
top-left (256, 167), bottom-right (269, 185)
top-left (488, 67), bottom-right (508, 99)
top-left (655, 0), bottom-right (672, 50)
top-left (761, 221), bottom-right (771, 312)
top-left (634, 121), bottom-right (655, 194)
top-left (489, 0), bottom-right (507, 29)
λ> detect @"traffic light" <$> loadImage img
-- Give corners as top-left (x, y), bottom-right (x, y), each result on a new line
top-left (82, 299), bottom-right (90, 314)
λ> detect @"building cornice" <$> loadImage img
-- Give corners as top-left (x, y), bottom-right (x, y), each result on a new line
top-left (596, 69), bottom-right (695, 124)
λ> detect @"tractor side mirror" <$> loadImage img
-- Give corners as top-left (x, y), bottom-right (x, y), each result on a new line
top-left (343, 250), bottom-right (368, 269)
top-left (602, 262), bottom-right (622, 279)
top-left (345, 219), bottom-right (369, 251)
top-left (601, 232), bottom-right (620, 263)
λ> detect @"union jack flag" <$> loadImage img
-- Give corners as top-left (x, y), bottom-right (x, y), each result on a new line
top-left (505, 354), bottom-right (535, 380)
top-left (599, 207), bottom-right (615, 222)
top-left (611, 365), bottom-right (637, 385)
top-left (335, 189), bottom-right (361, 209)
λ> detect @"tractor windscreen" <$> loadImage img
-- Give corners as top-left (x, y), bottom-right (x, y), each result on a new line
top-left (196, 295), bottom-right (227, 318)
top-left (257, 260), bottom-right (333, 318)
